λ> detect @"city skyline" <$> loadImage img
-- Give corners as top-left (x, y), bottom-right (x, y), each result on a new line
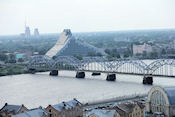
top-left (0, 0), bottom-right (175, 35)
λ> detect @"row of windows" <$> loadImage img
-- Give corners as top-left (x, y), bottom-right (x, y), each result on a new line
top-left (150, 90), bottom-right (166, 113)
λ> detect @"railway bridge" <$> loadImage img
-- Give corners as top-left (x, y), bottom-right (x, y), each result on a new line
top-left (28, 55), bottom-right (175, 85)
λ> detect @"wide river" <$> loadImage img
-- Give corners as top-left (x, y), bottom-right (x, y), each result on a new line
top-left (1, 70), bottom-right (175, 109)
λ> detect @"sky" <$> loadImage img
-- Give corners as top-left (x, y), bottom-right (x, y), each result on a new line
top-left (0, 0), bottom-right (175, 35)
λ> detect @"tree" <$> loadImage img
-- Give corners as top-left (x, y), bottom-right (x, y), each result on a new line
top-left (161, 49), bottom-right (166, 55)
top-left (73, 54), bottom-right (83, 60)
top-left (96, 52), bottom-right (102, 56)
top-left (135, 53), bottom-right (142, 57)
top-left (150, 51), bottom-right (158, 58)
top-left (142, 51), bottom-right (147, 57)
top-left (52, 56), bottom-right (57, 60)
top-left (104, 49), bottom-right (110, 54)
top-left (123, 53), bottom-right (129, 58)
top-left (0, 53), bottom-right (8, 61)
top-left (18, 58), bottom-right (24, 62)
top-left (116, 53), bottom-right (121, 58)
top-left (9, 54), bottom-right (15, 60)
top-left (87, 52), bottom-right (96, 56)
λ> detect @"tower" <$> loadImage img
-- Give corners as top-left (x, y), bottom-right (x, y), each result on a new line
top-left (24, 20), bottom-right (31, 39)
top-left (34, 28), bottom-right (39, 38)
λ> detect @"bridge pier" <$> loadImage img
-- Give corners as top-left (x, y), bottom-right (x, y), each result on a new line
top-left (50, 70), bottom-right (58, 76)
top-left (28, 69), bottom-right (36, 74)
top-left (92, 72), bottom-right (101, 76)
top-left (76, 72), bottom-right (85, 78)
top-left (106, 74), bottom-right (116, 81)
top-left (143, 75), bottom-right (153, 85)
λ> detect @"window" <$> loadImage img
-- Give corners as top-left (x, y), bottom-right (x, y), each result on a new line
top-left (150, 90), bottom-right (166, 113)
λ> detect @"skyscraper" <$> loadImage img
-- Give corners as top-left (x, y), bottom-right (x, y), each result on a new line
top-left (34, 28), bottom-right (39, 38)
top-left (25, 26), bottom-right (31, 39)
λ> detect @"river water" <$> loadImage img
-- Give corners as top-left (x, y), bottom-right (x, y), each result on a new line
top-left (0, 70), bottom-right (175, 109)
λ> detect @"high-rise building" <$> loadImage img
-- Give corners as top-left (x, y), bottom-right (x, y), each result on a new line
top-left (25, 26), bottom-right (31, 39)
top-left (34, 28), bottom-right (39, 38)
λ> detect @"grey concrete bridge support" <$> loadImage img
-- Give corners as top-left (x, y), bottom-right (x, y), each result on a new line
top-left (50, 70), bottom-right (58, 76)
top-left (92, 72), bottom-right (101, 76)
top-left (76, 72), bottom-right (85, 78)
top-left (28, 69), bottom-right (36, 74)
top-left (106, 74), bottom-right (116, 81)
top-left (143, 75), bottom-right (153, 85)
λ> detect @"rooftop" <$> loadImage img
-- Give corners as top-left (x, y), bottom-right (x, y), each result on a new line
top-left (0, 103), bottom-right (23, 114)
top-left (163, 86), bottom-right (175, 105)
top-left (12, 108), bottom-right (49, 117)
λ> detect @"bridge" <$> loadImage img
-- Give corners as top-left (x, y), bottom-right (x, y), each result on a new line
top-left (28, 55), bottom-right (175, 85)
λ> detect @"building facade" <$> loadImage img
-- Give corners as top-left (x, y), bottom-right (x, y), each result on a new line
top-left (0, 103), bottom-right (28, 117)
top-left (112, 101), bottom-right (145, 117)
top-left (45, 98), bottom-right (83, 117)
top-left (146, 86), bottom-right (175, 117)
top-left (133, 43), bottom-right (152, 55)
top-left (12, 107), bottom-right (49, 117)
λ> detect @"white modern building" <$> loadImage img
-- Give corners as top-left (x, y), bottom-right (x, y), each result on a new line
top-left (46, 29), bottom-right (107, 58)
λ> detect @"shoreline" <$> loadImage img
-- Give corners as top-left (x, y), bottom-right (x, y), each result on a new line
top-left (85, 94), bottom-right (147, 107)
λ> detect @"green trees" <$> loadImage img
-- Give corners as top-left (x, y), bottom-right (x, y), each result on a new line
top-left (150, 51), bottom-right (158, 58)
top-left (123, 53), bottom-right (129, 58)
top-left (0, 53), bottom-right (8, 61)
top-left (142, 51), bottom-right (147, 57)
top-left (73, 54), bottom-right (83, 60)
top-left (161, 49), bottom-right (166, 55)
top-left (18, 58), bottom-right (24, 62)
top-left (104, 48), bottom-right (121, 58)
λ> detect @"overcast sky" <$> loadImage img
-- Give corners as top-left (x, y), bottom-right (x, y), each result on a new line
top-left (0, 0), bottom-right (175, 35)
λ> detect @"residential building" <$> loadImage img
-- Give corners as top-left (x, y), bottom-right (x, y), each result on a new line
top-left (133, 43), bottom-right (152, 55)
top-left (45, 98), bottom-right (83, 117)
top-left (12, 107), bottom-right (49, 117)
top-left (86, 109), bottom-right (117, 117)
top-left (0, 103), bottom-right (28, 117)
top-left (112, 101), bottom-right (145, 117)
top-left (146, 86), bottom-right (175, 117)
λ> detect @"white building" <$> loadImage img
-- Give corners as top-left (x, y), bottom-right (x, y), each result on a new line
top-left (133, 43), bottom-right (152, 55)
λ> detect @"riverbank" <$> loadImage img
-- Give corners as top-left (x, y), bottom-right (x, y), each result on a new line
top-left (0, 64), bottom-right (47, 77)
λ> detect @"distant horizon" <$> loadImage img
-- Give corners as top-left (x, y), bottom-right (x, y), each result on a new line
top-left (0, 27), bottom-right (175, 37)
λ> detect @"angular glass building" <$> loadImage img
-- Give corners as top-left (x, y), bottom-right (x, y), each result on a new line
top-left (46, 29), bottom-right (107, 58)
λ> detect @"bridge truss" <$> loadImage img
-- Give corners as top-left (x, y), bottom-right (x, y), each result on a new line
top-left (28, 55), bottom-right (175, 77)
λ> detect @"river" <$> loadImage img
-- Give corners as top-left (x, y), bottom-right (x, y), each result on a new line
top-left (0, 70), bottom-right (175, 109)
